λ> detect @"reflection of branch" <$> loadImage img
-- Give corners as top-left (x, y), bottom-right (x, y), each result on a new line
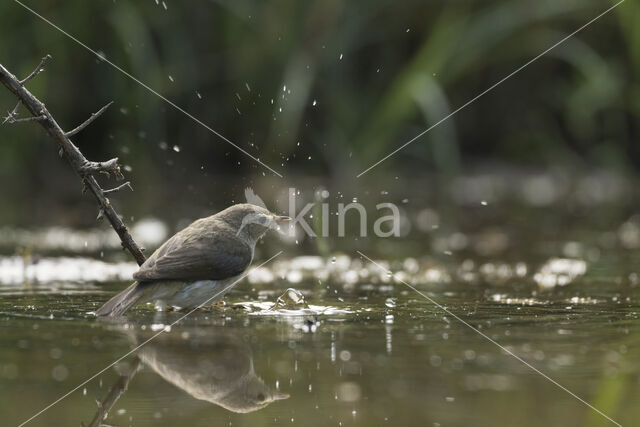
top-left (85, 357), bottom-right (142, 427)
top-left (0, 56), bottom-right (146, 265)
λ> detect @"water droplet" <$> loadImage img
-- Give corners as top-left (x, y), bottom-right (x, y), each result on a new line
top-left (385, 298), bottom-right (396, 308)
top-left (196, 91), bottom-right (202, 99)
top-left (172, 145), bottom-right (180, 152)
top-left (339, 53), bottom-right (343, 60)
top-left (168, 75), bottom-right (174, 82)
top-left (312, 100), bottom-right (317, 106)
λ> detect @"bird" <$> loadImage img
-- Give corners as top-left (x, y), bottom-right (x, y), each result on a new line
top-left (96, 203), bottom-right (290, 316)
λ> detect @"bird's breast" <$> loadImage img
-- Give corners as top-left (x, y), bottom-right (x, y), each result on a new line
top-left (162, 277), bottom-right (240, 309)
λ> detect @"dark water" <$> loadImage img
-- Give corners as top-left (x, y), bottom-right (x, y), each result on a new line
top-left (3, 172), bottom-right (640, 426)
top-left (1, 248), bottom-right (639, 427)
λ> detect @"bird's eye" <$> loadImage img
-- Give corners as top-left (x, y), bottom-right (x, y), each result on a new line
top-left (257, 393), bottom-right (265, 402)
top-left (258, 216), bottom-right (268, 225)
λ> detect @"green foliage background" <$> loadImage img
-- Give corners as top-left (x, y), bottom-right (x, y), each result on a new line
top-left (0, 0), bottom-right (637, 225)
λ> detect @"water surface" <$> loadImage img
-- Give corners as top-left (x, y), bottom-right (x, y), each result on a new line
top-left (1, 248), bottom-right (638, 427)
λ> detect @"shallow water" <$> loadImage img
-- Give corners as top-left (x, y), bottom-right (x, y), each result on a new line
top-left (1, 249), bottom-right (639, 427)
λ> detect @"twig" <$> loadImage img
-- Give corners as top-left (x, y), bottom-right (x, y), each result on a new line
top-left (103, 181), bottom-right (133, 194)
top-left (3, 100), bottom-right (22, 124)
top-left (19, 54), bottom-right (51, 85)
top-left (4, 114), bottom-right (46, 124)
top-left (66, 101), bottom-right (113, 137)
top-left (0, 56), bottom-right (146, 265)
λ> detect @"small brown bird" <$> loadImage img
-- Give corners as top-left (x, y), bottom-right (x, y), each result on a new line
top-left (96, 204), bottom-right (290, 316)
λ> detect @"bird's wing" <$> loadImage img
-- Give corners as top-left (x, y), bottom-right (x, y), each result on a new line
top-left (133, 218), bottom-right (252, 282)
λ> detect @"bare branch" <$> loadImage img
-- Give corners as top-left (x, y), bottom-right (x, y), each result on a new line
top-left (103, 181), bottom-right (133, 194)
top-left (19, 54), bottom-right (52, 85)
top-left (65, 101), bottom-right (113, 137)
top-left (0, 56), bottom-right (147, 265)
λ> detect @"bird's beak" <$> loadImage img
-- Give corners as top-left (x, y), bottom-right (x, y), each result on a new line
top-left (274, 215), bottom-right (291, 223)
top-left (273, 392), bottom-right (290, 400)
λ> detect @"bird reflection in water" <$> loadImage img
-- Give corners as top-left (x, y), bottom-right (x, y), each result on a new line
top-left (87, 326), bottom-right (288, 426)
top-left (134, 327), bottom-right (289, 413)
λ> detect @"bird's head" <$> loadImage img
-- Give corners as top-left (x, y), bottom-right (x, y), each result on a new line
top-left (218, 204), bottom-right (290, 243)
top-left (218, 374), bottom-right (289, 413)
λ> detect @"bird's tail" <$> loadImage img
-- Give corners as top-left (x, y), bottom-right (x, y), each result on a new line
top-left (96, 281), bottom-right (145, 317)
